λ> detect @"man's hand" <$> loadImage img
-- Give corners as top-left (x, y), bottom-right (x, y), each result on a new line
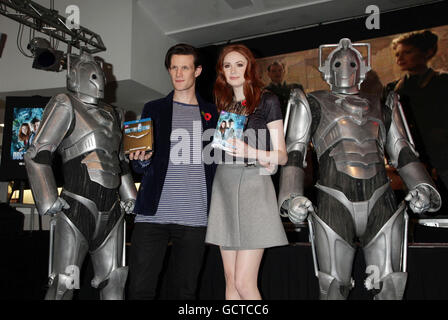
top-left (129, 150), bottom-right (153, 161)
top-left (283, 195), bottom-right (314, 224)
top-left (120, 199), bottom-right (136, 214)
top-left (405, 185), bottom-right (432, 214)
top-left (45, 197), bottom-right (70, 216)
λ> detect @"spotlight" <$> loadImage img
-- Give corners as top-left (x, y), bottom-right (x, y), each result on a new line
top-left (27, 37), bottom-right (65, 72)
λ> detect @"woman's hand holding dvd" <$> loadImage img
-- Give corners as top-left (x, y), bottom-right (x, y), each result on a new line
top-left (226, 138), bottom-right (257, 159)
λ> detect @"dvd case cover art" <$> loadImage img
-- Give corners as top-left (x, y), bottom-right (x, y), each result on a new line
top-left (123, 117), bottom-right (153, 154)
top-left (211, 111), bottom-right (247, 152)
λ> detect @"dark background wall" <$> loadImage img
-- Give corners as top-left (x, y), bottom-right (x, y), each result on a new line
top-left (196, 1), bottom-right (448, 102)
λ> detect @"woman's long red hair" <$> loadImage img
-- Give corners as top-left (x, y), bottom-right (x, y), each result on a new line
top-left (213, 44), bottom-right (264, 115)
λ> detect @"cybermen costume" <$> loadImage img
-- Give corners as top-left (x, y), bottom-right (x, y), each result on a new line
top-left (279, 39), bottom-right (441, 300)
top-left (25, 52), bottom-right (137, 300)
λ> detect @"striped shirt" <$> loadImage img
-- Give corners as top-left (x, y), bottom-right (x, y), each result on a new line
top-left (135, 101), bottom-right (208, 226)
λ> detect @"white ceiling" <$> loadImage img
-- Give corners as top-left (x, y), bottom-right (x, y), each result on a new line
top-left (139, 0), bottom-right (438, 46)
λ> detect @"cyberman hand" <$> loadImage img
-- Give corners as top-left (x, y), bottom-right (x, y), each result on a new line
top-left (120, 199), bottom-right (136, 215)
top-left (45, 197), bottom-right (70, 216)
top-left (405, 185), bottom-right (432, 214)
top-left (282, 196), bottom-right (315, 224)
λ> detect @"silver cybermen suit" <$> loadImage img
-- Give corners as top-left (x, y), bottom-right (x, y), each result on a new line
top-left (279, 38), bottom-right (441, 300)
top-left (25, 52), bottom-right (137, 300)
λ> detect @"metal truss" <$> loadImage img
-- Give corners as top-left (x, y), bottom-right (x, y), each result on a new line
top-left (0, 0), bottom-right (106, 53)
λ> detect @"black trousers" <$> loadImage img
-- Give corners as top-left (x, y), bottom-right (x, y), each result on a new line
top-left (128, 222), bottom-right (206, 300)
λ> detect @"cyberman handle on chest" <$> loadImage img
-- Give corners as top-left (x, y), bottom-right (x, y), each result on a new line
top-left (25, 52), bottom-right (137, 300)
top-left (279, 38), bottom-right (441, 300)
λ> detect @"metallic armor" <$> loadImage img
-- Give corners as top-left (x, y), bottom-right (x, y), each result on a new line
top-left (279, 38), bottom-right (441, 300)
top-left (25, 52), bottom-right (137, 300)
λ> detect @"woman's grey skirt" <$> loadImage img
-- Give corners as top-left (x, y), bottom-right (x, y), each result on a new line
top-left (205, 164), bottom-right (288, 250)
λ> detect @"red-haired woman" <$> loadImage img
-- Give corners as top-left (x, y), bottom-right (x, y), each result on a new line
top-left (205, 44), bottom-right (288, 300)
top-left (18, 122), bottom-right (31, 151)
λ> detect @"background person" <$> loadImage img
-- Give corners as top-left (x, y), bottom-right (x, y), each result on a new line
top-left (385, 30), bottom-right (448, 210)
top-left (264, 61), bottom-right (303, 119)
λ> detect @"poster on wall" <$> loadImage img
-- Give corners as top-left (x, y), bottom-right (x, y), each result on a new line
top-left (10, 107), bottom-right (44, 161)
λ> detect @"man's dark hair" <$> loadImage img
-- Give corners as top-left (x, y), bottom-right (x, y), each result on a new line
top-left (30, 117), bottom-right (40, 124)
top-left (228, 119), bottom-right (234, 123)
top-left (267, 61), bottom-right (285, 72)
top-left (164, 43), bottom-right (201, 69)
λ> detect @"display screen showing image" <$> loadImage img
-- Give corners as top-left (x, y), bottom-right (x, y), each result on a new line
top-left (10, 107), bottom-right (44, 161)
top-left (256, 25), bottom-right (448, 96)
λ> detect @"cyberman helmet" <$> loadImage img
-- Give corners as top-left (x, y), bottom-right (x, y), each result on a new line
top-left (318, 38), bottom-right (371, 94)
top-left (67, 52), bottom-right (105, 104)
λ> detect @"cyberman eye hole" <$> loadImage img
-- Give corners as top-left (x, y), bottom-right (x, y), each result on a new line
top-left (350, 62), bottom-right (357, 68)
top-left (92, 74), bottom-right (97, 80)
top-left (334, 61), bottom-right (341, 68)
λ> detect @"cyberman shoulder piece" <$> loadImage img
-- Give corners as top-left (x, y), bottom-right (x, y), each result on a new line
top-left (67, 52), bottom-right (105, 104)
top-left (318, 38), bottom-right (371, 95)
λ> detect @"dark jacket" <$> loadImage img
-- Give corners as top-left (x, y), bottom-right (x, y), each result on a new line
top-left (132, 91), bottom-right (218, 216)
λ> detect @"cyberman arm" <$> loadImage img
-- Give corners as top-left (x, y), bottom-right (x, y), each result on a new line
top-left (24, 94), bottom-right (73, 216)
top-left (385, 91), bottom-right (441, 213)
top-left (278, 88), bottom-right (315, 223)
top-left (116, 108), bottom-right (137, 214)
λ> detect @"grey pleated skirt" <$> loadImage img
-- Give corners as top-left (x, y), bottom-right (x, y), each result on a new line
top-left (205, 164), bottom-right (288, 250)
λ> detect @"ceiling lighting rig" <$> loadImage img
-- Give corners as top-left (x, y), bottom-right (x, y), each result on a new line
top-left (0, 0), bottom-right (106, 71)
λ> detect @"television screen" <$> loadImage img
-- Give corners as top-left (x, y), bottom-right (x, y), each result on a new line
top-left (0, 96), bottom-right (50, 181)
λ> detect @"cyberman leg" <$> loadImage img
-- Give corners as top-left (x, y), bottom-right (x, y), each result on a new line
top-left (308, 212), bottom-right (356, 299)
top-left (90, 212), bottom-right (128, 300)
top-left (46, 212), bottom-right (89, 300)
top-left (363, 202), bottom-right (408, 300)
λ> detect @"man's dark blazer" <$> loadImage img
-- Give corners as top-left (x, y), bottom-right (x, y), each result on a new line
top-left (132, 90), bottom-right (218, 216)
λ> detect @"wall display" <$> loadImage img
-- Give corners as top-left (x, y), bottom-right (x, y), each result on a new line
top-left (0, 96), bottom-right (49, 181)
top-left (256, 25), bottom-right (448, 95)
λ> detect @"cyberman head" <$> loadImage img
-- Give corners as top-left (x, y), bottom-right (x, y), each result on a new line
top-left (318, 38), bottom-right (371, 94)
top-left (67, 52), bottom-right (105, 104)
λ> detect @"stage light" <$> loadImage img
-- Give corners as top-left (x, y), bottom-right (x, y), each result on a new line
top-left (27, 37), bottom-right (64, 72)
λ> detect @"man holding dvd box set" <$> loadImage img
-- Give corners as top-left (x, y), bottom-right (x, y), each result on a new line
top-left (127, 44), bottom-right (218, 299)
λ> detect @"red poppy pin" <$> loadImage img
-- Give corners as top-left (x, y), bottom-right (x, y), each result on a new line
top-left (201, 111), bottom-right (212, 121)
top-left (241, 99), bottom-right (247, 107)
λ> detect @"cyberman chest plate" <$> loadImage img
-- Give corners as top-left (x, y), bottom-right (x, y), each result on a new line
top-left (310, 91), bottom-right (387, 179)
top-left (58, 96), bottom-right (122, 188)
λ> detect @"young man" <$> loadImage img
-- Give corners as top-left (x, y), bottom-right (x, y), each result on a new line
top-left (128, 43), bottom-right (218, 300)
top-left (28, 117), bottom-right (40, 145)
